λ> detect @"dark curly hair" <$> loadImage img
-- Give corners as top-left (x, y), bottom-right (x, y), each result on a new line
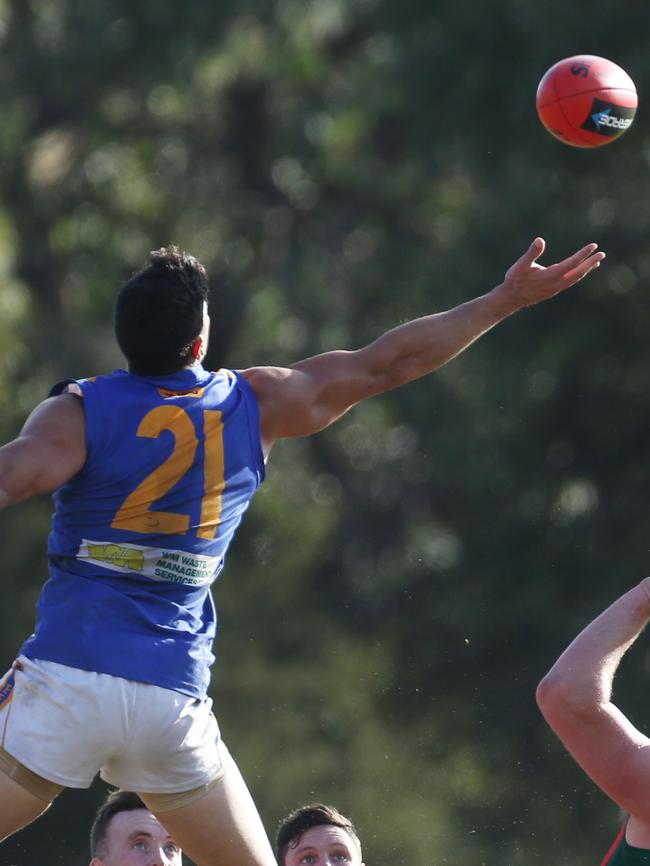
top-left (114, 245), bottom-right (210, 375)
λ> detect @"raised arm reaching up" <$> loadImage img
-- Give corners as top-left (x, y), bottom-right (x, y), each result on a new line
top-left (537, 578), bottom-right (650, 855)
top-left (243, 238), bottom-right (605, 454)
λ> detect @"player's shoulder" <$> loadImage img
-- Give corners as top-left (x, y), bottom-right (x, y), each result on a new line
top-left (238, 366), bottom-right (297, 406)
top-left (622, 816), bottom-right (650, 858)
top-left (239, 365), bottom-right (292, 387)
top-left (49, 370), bottom-right (128, 399)
top-left (24, 390), bottom-right (86, 442)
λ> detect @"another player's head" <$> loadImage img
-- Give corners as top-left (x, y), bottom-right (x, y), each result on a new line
top-left (89, 789), bottom-right (183, 866)
top-left (276, 803), bottom-right (364, 866)
top-left (115, 245), bottom-right (210, 376)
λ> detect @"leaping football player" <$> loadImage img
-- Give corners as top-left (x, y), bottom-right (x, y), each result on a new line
top-left (0, 238), bottom-right (603, 865)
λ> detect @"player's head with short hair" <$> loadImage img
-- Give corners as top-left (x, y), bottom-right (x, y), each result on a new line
top-left (89, 789), bottom-right (182, 865)
top-left (276, 803), bottom-right (364, 866)
top-left (115, 245), bottom-right (210, 376)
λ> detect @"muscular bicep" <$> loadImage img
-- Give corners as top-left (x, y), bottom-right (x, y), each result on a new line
top-left (287, 349), bottom-right (392, 429)
top-left (243, 301), bottom-right (504, 452)
top-left (243, 346), bottom-right (399, 450)
top-left (0, 394), bottom-right (86, 507)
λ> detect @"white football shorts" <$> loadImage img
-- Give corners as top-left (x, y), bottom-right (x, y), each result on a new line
top-left (0, 656), bottom-right (224, 793)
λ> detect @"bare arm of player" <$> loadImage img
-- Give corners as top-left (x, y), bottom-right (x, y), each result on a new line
top-left (536, 579), bottom-right (650, 842)
top-left (0, 394), bottom-right (86, 509)
top-left (243, 238), bottom-right (605, 455)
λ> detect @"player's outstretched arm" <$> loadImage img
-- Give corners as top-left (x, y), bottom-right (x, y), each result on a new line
top-left (0, 394), bottom-right (86, 509)
top-left (244, 239), bottom-right (604, 453)
top-left (536, 579), bottom-right (650, 833)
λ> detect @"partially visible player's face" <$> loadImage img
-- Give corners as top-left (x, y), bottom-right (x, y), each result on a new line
top-left (283, 825), bottom-right (364, 866)
top-left (94, 808), bottom-right (182, 866)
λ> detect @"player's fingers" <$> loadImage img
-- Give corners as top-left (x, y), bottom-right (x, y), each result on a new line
top-left (554, 242), bottom-right (601, 273)
top-left (545, 244), bottom-right (602, 282)
top-left (522, 237), bottom-right (546, 265)
top-left (562, 251), bottom-right (606, 284)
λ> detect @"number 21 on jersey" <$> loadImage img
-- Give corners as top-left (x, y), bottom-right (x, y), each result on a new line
top-left (111, 405), bottom-right (224, 540)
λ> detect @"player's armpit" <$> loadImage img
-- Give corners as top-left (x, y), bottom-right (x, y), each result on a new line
top-left (0, 394), bottom-right (87, 507)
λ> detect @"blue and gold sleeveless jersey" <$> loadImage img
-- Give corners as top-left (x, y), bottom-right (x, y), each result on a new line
top-left (602, 826), bottom-right (650, 865)
top-left (20, 364), bottom-right (265, 698)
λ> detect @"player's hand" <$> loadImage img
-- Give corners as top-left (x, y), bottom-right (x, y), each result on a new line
top-left (499, 238), bottom-right (606, 310)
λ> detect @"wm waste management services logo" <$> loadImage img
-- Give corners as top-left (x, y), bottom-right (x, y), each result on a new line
top-left (79, 540), bottom-right (220, 586)
top-left (581, 98), bottom-right (636, 137)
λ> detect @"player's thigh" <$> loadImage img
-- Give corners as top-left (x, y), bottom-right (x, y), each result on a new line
top-left (0, 762), bottom-right (52, 842)
top-left (142, 746), bottom-right (276, 866)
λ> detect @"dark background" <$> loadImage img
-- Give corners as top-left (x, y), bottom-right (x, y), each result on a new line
top-left (1, 1), bottom-right (649, 863)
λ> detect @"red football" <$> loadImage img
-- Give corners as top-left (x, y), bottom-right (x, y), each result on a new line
top-left (536, 55), bottom-right (637, 148)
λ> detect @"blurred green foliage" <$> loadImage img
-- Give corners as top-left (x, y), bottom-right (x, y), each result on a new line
top-left (1, 1), bottom-right (650, 863)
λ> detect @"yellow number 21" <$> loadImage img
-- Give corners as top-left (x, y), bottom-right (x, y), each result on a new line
top-left (111, 405), bottom-right (225, 540)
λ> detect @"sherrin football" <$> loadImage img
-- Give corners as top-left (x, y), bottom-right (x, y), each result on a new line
top-left (536, 55), bottom-right (637, 147)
